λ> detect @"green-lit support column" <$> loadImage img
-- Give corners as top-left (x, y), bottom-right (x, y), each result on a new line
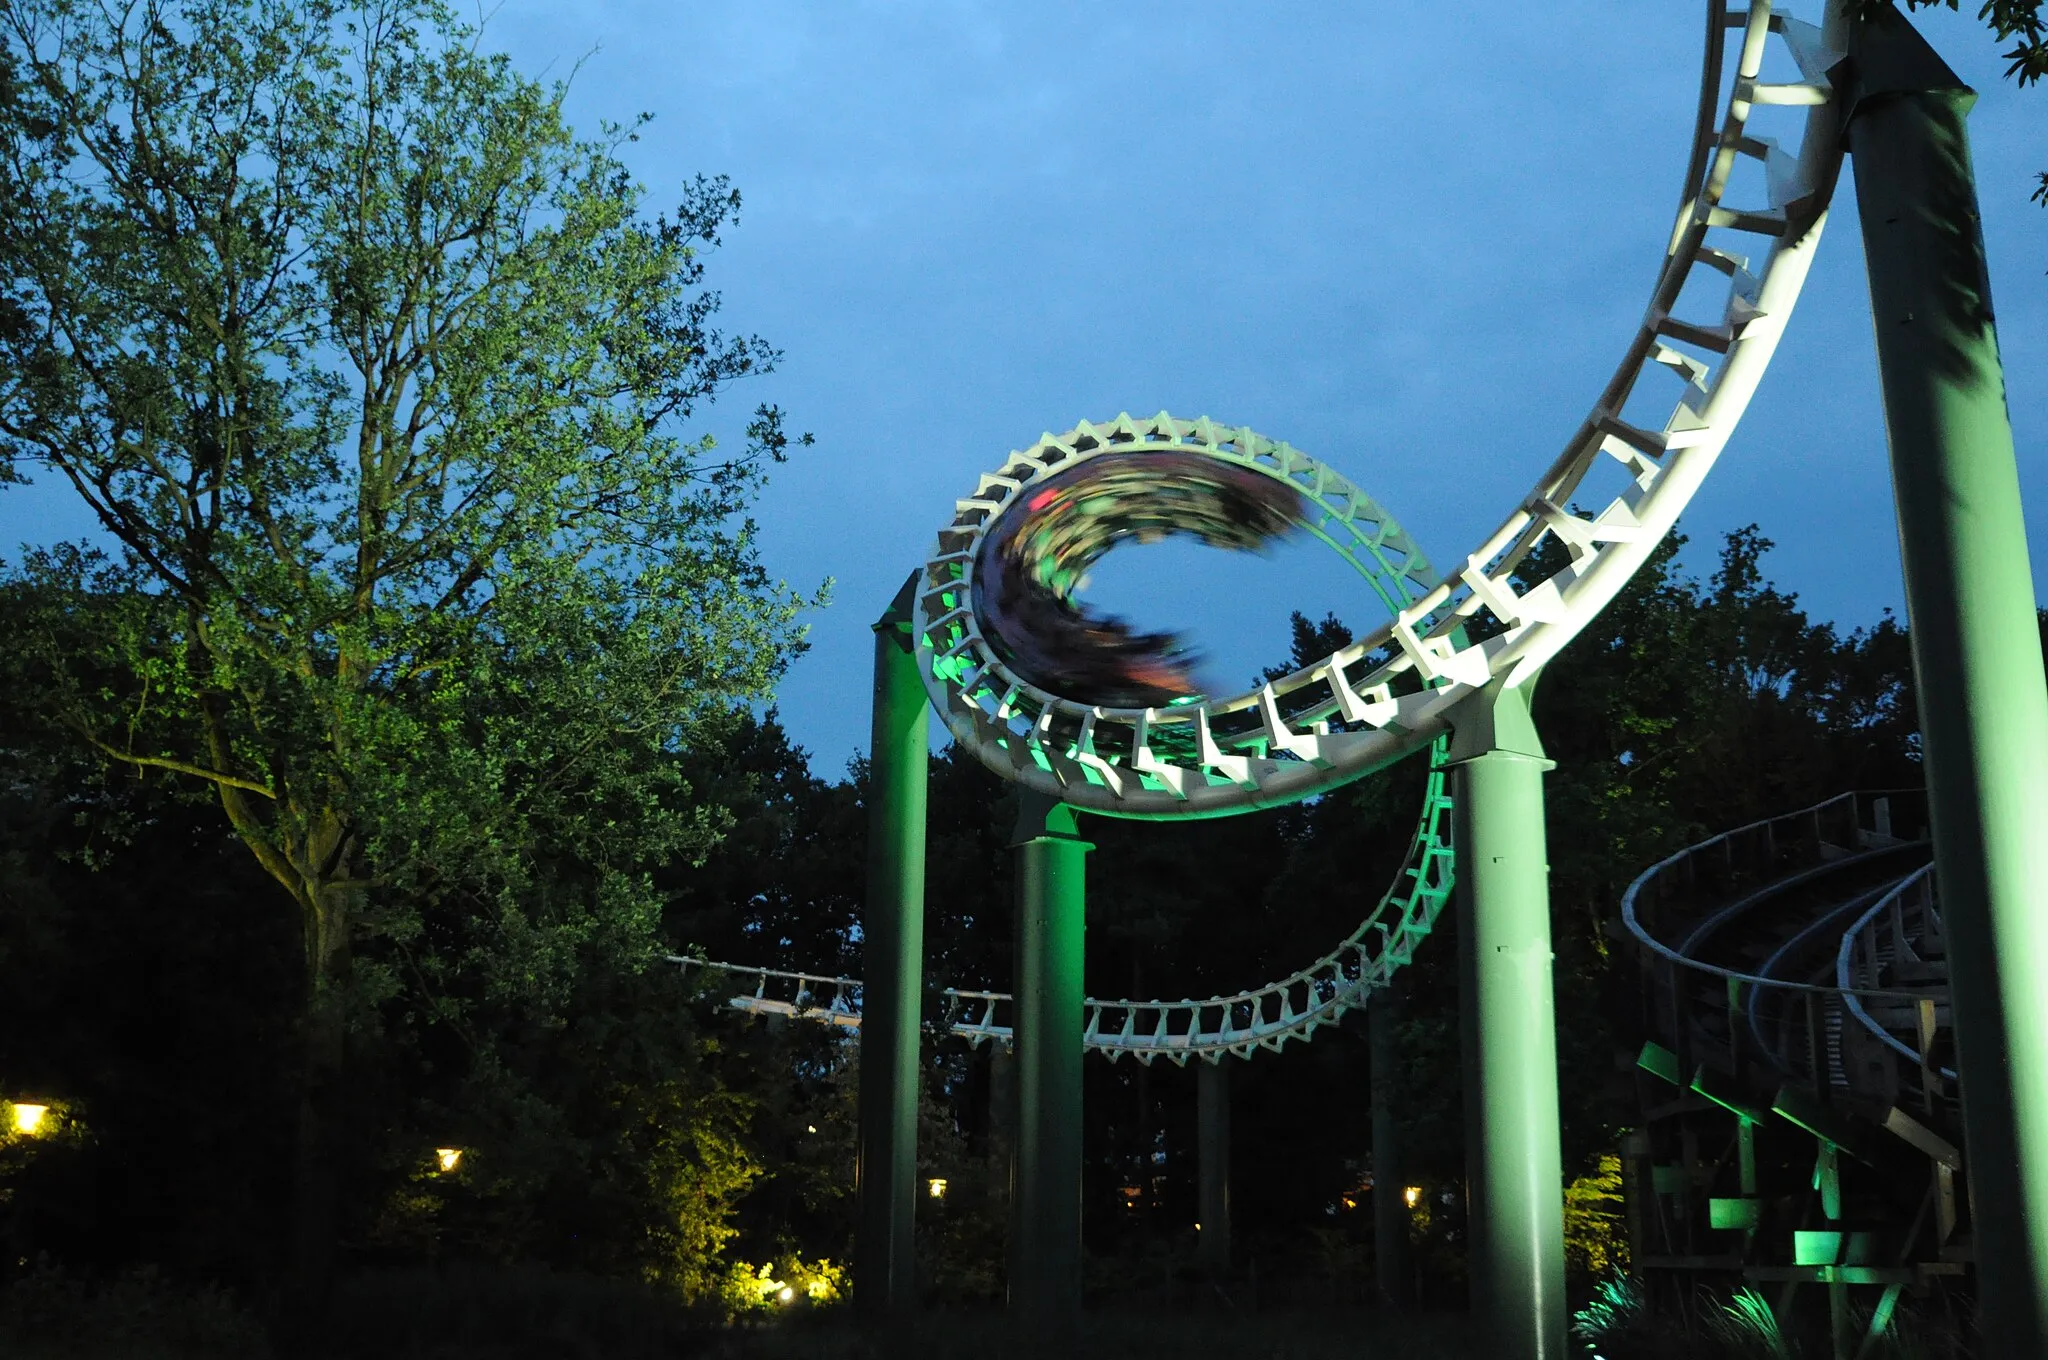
top-left (1009, 792), bottom-right (1091, 1327)
top-left (1371, 981), bottom-right (1413, 1310)
top-left (1845, 10), bottom-right (2048, 1353)
top-left (1197, 1058), bottom-right (1232, 1274)
top-left (1449, 680), bottom-right (1566, 1360)
top-left (855, 575), bottom-right (930, 1320)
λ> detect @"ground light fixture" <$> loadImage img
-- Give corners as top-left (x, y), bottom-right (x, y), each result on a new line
top-left (435, 1147), bottom-right (464, 1174)
top-left (8, 1102), bottom-right (49, 1136)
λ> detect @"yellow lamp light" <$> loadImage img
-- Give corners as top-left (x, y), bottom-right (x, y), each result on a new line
top-left (925, 1177), bottom-right (947, 1200)
top-left (1404, 1186), bottom-right (1421, 1209)
top-left (10, 1103), bottom-right (49, 1136)
top-left (435, 1147), bottom-right (464, 1174)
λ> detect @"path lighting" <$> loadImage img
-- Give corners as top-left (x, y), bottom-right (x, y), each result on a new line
top-left (777, 1286), bottom-right (795, 1304)
top-left (435, 1147), bottom-right (464, 1174)
top-left (1403, 1186), bottom-right (1421, 1209)
top-left (9, 1103), bottom-right (49, 1136)
top-left (925, 1177), bottom-right (947, 1200)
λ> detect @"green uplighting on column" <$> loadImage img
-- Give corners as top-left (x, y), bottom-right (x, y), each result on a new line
top-left (1009, 793), bottom-right (1090, 1329)
top-left (1846, 8), bottom-right (2048, 1352)
top-left (1450, 680), bottom-right (1566, 1360)
top-left (854, 574), bottom-right (930, 1320)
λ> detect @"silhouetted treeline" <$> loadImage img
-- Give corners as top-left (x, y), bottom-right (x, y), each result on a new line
top-left (6, 526), bottom-right (2033, 1322)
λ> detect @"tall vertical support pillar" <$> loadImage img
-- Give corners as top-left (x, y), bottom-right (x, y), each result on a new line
top-left (1371, 981), bottom-right (1413, 1310)
top-left (855, 575), bottom-right (930, 1321)
top-left (1009, 793), bottom-right (1091, 1327)
top-left (1845, 10), bottom-right (2048, 1353)
top-left (1449, 680), bottom-right (1566, 1360)
top-left (1197, 1058), bottom-right (1232, 1273)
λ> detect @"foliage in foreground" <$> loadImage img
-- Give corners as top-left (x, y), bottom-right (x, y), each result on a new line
top-left (1571, 1274), bottom-right (1972, 1360)
top-left (0, 0), bottom-right (814, 1306)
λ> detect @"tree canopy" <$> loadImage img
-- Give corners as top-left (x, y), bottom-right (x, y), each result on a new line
top-left (0, 0), bottom-right (814, 1308)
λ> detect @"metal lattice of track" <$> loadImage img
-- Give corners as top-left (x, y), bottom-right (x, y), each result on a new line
top-left (686, 1), bottom-right (1851, 1066)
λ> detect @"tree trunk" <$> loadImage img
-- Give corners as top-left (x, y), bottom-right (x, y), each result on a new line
top-left (286, 874), bottom-right (356, 1327)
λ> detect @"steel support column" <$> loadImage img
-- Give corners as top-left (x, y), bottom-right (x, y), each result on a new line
top-left (854, 575), bottom-right (930, 1319)
top-left (1846, 10), bottom-right (2048, 1353)
top-left (1450, 681), bottom-right (1566, 1360)
top-left (1197, 1058), bottom-right (1232, 1274)
top-left (1009, 793), bottom-right (1090, 1326)
top-left (1371, 982), bottom-right (1413, 1309)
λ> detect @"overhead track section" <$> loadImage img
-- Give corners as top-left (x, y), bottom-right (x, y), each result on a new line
top-left (911, 1), bottom-right (1846, 818)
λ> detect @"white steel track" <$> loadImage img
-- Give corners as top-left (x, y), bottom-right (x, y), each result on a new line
top-left (678, 2), bottom-right (1852, 1065)
top-left (672, 761), bottom-right (1452, 1065)
top-left (912, 1), bottom-right (1848, 820)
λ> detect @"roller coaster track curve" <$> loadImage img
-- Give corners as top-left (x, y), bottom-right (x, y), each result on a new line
top-left (678, 1), bottom-right (1854, 1066)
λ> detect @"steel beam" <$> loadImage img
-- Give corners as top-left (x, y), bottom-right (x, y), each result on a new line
top-left (1449, 681), bottom-right (1567, 1360)
top-left (1845, 9), bottom-right (2048, 1353)
top-left (1009, 793), bottom-right (1090, 1327)
top-left (854, 575), bottom-right (930, 1319)
top-left (1371, 981), bottom-right (1413, 1309)
top-left (1197, 1058), bottom-right (1232, 1274)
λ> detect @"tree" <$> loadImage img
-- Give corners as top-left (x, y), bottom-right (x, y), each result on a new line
top-left (1877, 0), bottom-right (2048, 204)
top-left (1885, 0), bottom-right (2047, 85)
top-left (0, 0), bottom-right (811, 1310)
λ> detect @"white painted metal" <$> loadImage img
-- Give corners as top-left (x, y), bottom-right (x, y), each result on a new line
top-left (670, 768), bottom-right (1452, 1065)
top-left (912, 1), bottom-right (1848, 818)
top-left (678, 3), bottom-right (1857, 1063)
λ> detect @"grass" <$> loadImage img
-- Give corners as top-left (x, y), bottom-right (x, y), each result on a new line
top-left (0, 1264), bottom-right (270, 1360)
top-left (706, 1308), bottom-right (1480, 1360)
top-left (0, 1265), bottom-right (1973, 1360)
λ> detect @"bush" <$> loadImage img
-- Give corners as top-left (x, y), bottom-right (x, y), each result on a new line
top-left (1569, 1274), bottom-right (1973, 1360)
top-left (0, 1263), bottom-right (270, 1360)
top-left (312, 1264), bottom-right (717, 1359)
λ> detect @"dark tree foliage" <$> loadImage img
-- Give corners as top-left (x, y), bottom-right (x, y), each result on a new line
top-left (1877, 0), bottom-right (2048, 205)
top-left (0, 0), bottom-right (813, 1314)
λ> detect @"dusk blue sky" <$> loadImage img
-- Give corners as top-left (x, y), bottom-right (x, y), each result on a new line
top-left (5, 2), bottom-right (2044, 778)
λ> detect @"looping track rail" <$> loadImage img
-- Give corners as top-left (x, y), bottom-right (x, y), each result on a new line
top-left (671, 757), bottom-right (1452, 1065)
top-left (911, 1), bottom-right (1848, 821)
top-left (679, 1), bottom-right (1853, 1067)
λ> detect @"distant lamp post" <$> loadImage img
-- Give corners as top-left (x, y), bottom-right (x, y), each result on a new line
top-left (1404, 1186), bottom-right (1421, 1209)
top-left (435, 1147), bottom-right (464, 1174)
top-left (9, 1103), bottom-right (49, 1137)
top-left (925, 1177), bottom-right (947, 1200)
top-left (777, 1286), bottom-right (795, 1304)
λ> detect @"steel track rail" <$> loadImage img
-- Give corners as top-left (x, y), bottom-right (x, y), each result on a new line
top-left (674, 2), bottom-right (1854, 1063)
top-left (1836, 865), bottom-right (1957, 1081)
top-left (669, 759), bottom-right (1453, 1065)
top-left (1622, 790), bottom-right (1953, 1101)
top-left (913, 0), bottom-right (1850, 819)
